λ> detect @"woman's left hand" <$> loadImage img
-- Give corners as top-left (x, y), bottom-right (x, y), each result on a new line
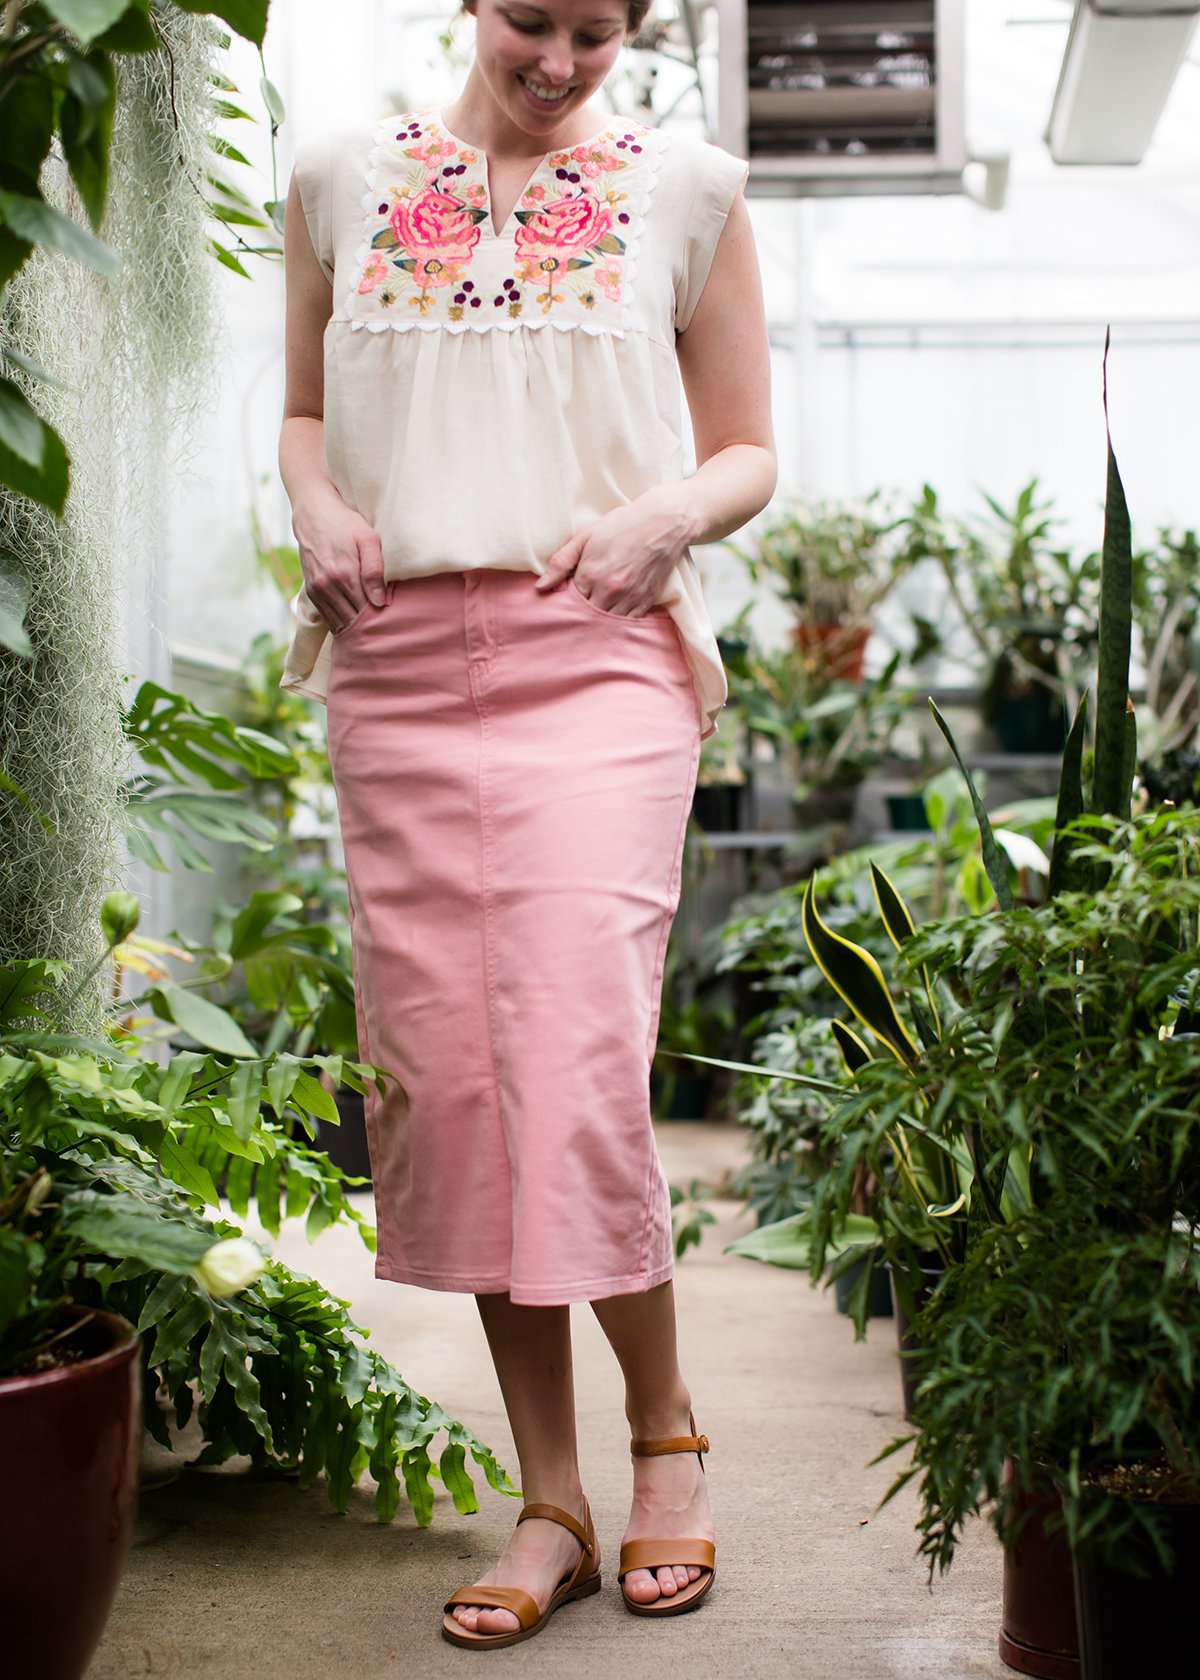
top-left (534, 485), bottom-right (698, 618)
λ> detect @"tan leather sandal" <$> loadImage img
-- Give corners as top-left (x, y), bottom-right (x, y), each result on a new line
top-left (617, 1409), bottom-right (716, 1616)
top-left (441, 1496), bottom-right (601, 1650)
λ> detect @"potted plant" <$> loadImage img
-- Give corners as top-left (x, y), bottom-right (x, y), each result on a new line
top-left (1, 888), bottom-right (518, 1678)
top-left (874, 807), bottom-right (1200, 1676)
top-left (706, 332), bottom-right (1193, 1674)
top-left (723, 491), bottom-right (913, 682)
top-left (0, 901), bottom-right (269, 1680)
top-left (693, 695), bottom-right (752, 832)
top-left (897, 478), bottom-right (1097, 756)
top-left (730, 638), bottom-right (916, 827)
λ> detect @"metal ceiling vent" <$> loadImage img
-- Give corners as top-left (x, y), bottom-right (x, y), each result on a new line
top-left (716, 0), bottom-right (967, 196)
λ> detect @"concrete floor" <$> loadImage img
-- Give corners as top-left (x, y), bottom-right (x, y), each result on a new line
top-left (93, 1122), bottom-right (1012, 1680)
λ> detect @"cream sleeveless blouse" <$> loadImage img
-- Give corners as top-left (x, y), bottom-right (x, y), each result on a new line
top-left (279, 106), bottom-right (749, 740)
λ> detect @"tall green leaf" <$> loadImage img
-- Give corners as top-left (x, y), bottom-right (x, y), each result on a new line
top-left (42, 0), bottom-right (133, 45)
top-left (928, 699), bottom-right (1014, 911)
top-left (173, 0), bottom-right (270, 45)
top-left (1048, 691), bottom-right (1089, 900)
top-left (801, 880), bottom-right (920, 1066)
top-left (1091, 326), bottom-right (1134, 820)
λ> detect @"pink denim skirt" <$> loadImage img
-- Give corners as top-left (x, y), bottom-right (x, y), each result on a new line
top-left (325, 567), bottom-right (703, 1306)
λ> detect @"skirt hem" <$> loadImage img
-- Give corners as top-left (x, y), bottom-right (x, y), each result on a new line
top-left (373, 1256), bottom-right (676, 1307)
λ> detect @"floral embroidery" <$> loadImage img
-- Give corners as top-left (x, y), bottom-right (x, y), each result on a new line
top-left (346, 109), bottom-right (661, 335)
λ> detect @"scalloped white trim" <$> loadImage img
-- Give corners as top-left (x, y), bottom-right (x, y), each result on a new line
top-left (347, 315), bottom-right (623, 336)
top-left (345, 107), bottom-right (668, 338)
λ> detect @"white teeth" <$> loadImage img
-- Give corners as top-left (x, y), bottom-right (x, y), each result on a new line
top-left (520, 74), bottom-right (571, 101)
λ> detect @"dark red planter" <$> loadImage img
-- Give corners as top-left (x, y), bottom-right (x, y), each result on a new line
top-left (0, 1303), bottom-right (142, 1679)
top-left (998, 1459), bottom-right (1080, 1678)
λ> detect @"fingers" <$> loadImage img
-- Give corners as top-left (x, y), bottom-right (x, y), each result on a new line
top-left (356, 525), bottom-right (388, 607)
top-left (534, 529), bottom-right (586, 591)
top-left (301, 518), bottom-right (387, 630)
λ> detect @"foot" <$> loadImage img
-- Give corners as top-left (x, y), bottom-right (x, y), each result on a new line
top-left (448, 1503), bottom-right (588, 1637)
top-left (620, 1408), bottom-right (715, 1607)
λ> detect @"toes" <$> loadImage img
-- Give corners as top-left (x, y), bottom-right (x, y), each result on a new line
top-left (475, 1607), bottom-right (520, 1635)
top-left (450, 1603), bottom-right (520, 1635)
top-left (687, 1565), bottom-right (701, 1581)
top-left (672, 1565), bottom-right (690, 1587)
top-left (622, 1568), bottom-right (660, 1603)
top-left (656, 1566), bottom-right (679, 1595)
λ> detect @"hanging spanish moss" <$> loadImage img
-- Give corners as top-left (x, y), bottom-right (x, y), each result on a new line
top-left (0, 9), bottom-right (221, 1027)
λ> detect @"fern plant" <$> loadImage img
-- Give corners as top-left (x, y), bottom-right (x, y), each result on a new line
top-left (1, 898), bottom-right (517, 1524)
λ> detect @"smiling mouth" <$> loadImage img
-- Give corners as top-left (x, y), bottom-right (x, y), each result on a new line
top-left (517, 72), bottom-right (576, 102)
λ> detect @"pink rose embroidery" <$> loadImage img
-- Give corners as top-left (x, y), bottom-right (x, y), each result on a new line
top-left (514, 193), bottom-right (612, 262)
top-left (391, 188), bottom-right (482, 264)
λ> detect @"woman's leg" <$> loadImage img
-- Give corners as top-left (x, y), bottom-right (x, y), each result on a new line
top-left (448, 1292), bottom-right (590, 1637)
top-left (590, 1278), bottom-right (715, 1604)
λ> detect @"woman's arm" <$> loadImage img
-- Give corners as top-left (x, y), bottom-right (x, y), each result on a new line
top-left (669, 188), bottom-right (777, 541)
top-left (279, 166), bottom-right (386, 628)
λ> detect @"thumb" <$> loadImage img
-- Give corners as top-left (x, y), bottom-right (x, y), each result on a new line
top-left (535, 529), bottom-right (588, 591)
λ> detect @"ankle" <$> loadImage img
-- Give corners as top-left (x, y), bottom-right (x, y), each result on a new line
top-left (519, 1469), bottom-right (586, 1514)
top-left (625, 1386), bottom-right (694, 1440)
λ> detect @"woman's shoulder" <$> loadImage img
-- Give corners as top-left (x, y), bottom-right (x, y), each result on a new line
top-left (655, 126), bottom-right (749, 202)
top-left (292, 120), bottom-right (378, 198)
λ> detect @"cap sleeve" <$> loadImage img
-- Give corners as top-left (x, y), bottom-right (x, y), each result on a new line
top-left (291, 132), bottom-right (336, 284)
top-left (674, 141), bottom-right (750, 334)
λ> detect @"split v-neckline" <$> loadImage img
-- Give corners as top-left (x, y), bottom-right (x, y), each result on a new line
top-left (433, 107), bottom-right (618, 241)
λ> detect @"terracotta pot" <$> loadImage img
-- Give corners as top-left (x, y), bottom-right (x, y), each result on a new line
top-left (998, 1458), bottom-right (1080, 1678)
top-left (792, 621), bottom-right (871, 682)
top-left (0, 1303), bottom-right (142, 1679)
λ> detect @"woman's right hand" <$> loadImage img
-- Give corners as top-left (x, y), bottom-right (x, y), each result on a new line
top-left (293, 486), bottom-right (387, 633)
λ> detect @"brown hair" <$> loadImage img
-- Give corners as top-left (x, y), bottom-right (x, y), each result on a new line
top-left (461, 1), bottom-right (653, 40)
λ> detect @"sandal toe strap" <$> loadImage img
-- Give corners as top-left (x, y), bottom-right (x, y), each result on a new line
top-left (443, 1583), bottom-right (540, 1629)
top-left (618, 1537), bottom-right (716, 1578)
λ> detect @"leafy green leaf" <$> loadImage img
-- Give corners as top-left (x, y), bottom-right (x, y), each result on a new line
top-left (42, 1), bottom-right (132, 46)
top-left (0, 189), bottom-right (120, 276)
top-left (173, 0), bottom-right (270, 46)
top-left (0, 418), bottom-right (69, 514)
top-left (150, 981), bottom-right (257, 1057)
top-left (0, 378), bottom-right (45, 470)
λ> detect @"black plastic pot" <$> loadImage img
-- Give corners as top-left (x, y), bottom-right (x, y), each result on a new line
top-left (1065, 1480), bottom-right (1200, 1679)
top-left (315, 1086), bottom-right (374, 1183)
top-left (660, 1068), bottom-right (714, 1120)
top-left (692, 783), bottom-right (746, 833)
top-left (885, 1256), bottom-right (947, 1420)
top-left (832, 1250), bottom-right (894, 1318)
top-left (998, 1458), bottom-right (1080, 1679)
top-left (885, 792), bottom-right (931, 832)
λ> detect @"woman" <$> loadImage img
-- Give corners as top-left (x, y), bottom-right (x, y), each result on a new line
top-left (278, 0), bottom-right (775, 1650)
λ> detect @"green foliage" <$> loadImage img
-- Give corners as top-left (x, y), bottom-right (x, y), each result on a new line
top-left (1, 894), bottom-right (515, 1523)
top-left (0, 0), bottom-right (278, 517)
top-left (853, 811), bottom-right (1200, 1576)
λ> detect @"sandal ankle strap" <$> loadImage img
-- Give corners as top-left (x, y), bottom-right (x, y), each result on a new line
top-left (516, 1499), bottom-right (595, 1557)
top-left (630, 1408), bottom-right (710, 1459)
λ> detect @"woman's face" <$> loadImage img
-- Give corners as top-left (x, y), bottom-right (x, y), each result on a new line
top-left (469, 0), bottom-right (630, 132)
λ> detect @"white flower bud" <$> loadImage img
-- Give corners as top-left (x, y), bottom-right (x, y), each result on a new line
top-left (191, 1236), bottom-right (266, 1298)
